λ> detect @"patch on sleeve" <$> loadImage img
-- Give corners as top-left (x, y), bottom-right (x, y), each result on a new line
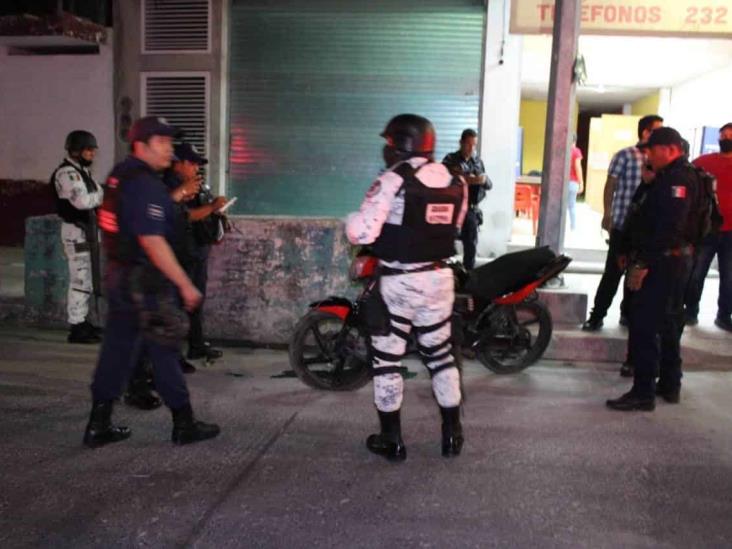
top-left (146, 204), bottom-right (165, 221)
top-left (106, 176), bottom-right (118, 188)
top-left (671, 186), bottom-right (687, 199)
top-left (365, 180), bottom-right (381, 199)
top-left (425, 203), bottom-right (455, 224)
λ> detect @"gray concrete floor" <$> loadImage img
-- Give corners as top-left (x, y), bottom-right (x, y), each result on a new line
top-left (2, 327), bottom-right (732, 548)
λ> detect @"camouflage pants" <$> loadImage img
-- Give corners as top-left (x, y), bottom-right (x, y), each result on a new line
top-left (370, 268), bottom-right (461, 412)
top-left (61, 222), bottom-right (92, 325)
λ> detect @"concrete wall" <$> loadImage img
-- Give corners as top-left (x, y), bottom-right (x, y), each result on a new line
top-left (114, 0), bottom-right (228, 194)
top-left (0, 41), bottom-right (115, 181)
top-left (478, 0), bottom-right (522, 258)
top-left (666, 63), bottom-right (732, 134)
top-left (21, 214), bottom-right (585, 343)
top-left (22, 214), bottom-right (354, 341)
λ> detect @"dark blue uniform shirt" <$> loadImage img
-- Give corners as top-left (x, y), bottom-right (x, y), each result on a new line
top-left (102, 156), bottom-right (176, 265)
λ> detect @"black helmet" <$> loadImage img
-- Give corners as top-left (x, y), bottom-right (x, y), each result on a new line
top-left (65, 130), bottom-right (98, 152)
top-left (380, 114), bottom-right (436, 157)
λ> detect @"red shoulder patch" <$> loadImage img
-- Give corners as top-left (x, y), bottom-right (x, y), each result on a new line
top-left (106, 177), bottom-right (118, 188)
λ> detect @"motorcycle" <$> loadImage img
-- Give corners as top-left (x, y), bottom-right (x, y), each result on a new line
top-left (288, 246), bottom-right (571, 391)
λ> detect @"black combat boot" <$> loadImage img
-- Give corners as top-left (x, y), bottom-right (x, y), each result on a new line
top-left (68, 322), bottom-right (101, 344)
top-left (83, 400), bottom-right (131, 448)
top-left (187, 342), bottom-right (223, 361)
top-left (366, 410), bottom-right (406, 462)
top-left (440, 406), bottom-right (464, 457)
top-left (171, 404), bottom-right (220, 445)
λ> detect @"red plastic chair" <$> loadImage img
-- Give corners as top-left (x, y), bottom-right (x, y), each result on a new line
top-left (514, 184), bottom-right (539, 234)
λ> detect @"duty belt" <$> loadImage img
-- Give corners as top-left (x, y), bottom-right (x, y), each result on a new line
top-left (663, 245), bottom-right (694, 257)
top-left (379, 261), bottom-right (447, 276)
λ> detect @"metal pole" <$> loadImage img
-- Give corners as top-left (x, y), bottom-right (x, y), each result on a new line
top-left (535, 0), bottom-right (581, 253)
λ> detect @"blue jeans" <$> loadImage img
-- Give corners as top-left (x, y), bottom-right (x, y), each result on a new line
top-left (567, 181), bottom-right (579, 230)
top-left (684, 231), bottom-right (732, 319)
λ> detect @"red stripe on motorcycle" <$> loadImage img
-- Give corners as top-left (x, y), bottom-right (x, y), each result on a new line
top-left (316, 305), bottom-right (350, 320)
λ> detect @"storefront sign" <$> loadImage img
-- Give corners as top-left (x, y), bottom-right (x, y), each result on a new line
top-left (511, 0), bottom-right (732, 38)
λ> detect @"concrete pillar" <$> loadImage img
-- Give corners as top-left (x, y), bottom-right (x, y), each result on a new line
top-left (535, 0), bottom-right (581, 253)
top-left (478, 0), bottom-right (523, 259)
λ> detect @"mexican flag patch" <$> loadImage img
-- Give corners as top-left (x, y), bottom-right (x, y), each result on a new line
top-left (671, 185), bottom-right (686, 199)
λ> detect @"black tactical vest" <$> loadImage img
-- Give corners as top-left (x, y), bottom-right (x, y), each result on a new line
top-left (372, 161), bottom-right (464, 263)
top-left (50, 159), bottom-right (98, 225)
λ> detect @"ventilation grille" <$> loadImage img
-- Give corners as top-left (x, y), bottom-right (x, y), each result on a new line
top-left (143, 74), bottom-right (209, 157)
top-left (143, 0), bottom-right (210, 52)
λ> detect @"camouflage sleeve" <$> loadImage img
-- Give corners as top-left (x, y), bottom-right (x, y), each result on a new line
top-left (345, 170), bottom-right (404, 245)
top-left (55, 167), bottom-right (103, 210)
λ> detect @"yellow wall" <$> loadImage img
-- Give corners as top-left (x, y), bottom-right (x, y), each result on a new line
top-left (519, 100), bottom-right (548, 174)
top-left (631, 92), bottom-right (660, 116)
top-left (519, 98), bottom-right (580, 175)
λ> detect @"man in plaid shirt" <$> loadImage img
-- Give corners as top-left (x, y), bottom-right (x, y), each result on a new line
top-left (582, 115), bottom-right (664, 331)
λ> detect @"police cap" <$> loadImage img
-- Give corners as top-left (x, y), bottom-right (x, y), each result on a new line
top-left (173, 142), bottom-right (208, 165)
top-left (65, 130), bottom-right (98, 152)
top-left (641, 127), bottom-right (684, 149)
top-left (380, 114), bottom-right (436, 155)
top-left (127, 116), bottom-right (183, 144)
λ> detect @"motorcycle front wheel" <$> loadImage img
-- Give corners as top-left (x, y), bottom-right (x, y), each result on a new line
top-left (475, 301), bottom-right (552, 374)
top-left (288, 310), bottom-right (371, 391)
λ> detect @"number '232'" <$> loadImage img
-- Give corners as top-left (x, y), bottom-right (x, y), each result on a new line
top-left (685, 7), bottom-right (728, 24)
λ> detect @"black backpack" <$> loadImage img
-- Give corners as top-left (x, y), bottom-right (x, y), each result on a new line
top-left (691, 165), bottom-right (724, 244)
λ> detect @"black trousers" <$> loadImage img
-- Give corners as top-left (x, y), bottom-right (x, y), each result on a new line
top-left (590, 229), bottom-right (630, 320)
top-left (628, 255), bottom-right (692, 398)
top-left (91, 267), bottom-right (190, 409)
top-left (460, 209), bottom-right (481, 270)
top-left (186, 245), bottom-right (211, 351)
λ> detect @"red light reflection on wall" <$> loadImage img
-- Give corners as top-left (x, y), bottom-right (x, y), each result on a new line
top-left (229, 123), bottom-right (273, 177)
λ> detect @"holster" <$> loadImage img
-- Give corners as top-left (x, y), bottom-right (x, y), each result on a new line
top-left (359, 278), bottom-right (391, 337)
top-left (129, 265), bottom-right (189, 348)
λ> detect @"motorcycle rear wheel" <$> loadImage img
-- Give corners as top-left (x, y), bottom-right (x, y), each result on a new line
top-left (289, 310), bottom-right (371, 391)
top-left (475, 301), bottom-right (552, 374)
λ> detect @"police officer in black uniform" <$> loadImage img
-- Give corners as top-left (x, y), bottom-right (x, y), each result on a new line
top-left (83, 117), bottom-right (220, 447)
top-left (607, 128), bottom-right (699, 411)
top-left (169, 143), bottom-right (226, 365)
top-left (442, 129), bottom-right (491, 269)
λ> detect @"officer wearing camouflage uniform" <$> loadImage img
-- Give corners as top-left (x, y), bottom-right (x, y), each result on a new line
top-left (346, 114), bottom-right (468, 461)
top-left (51, 130), bottom-right (104, 343)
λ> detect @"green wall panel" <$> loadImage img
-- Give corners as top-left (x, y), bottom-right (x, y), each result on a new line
top-left (228, 0), bottom-right (485, 216)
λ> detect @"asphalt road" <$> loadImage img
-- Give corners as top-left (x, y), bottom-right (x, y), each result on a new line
top-left (1, 327), bottom-right (732, 548)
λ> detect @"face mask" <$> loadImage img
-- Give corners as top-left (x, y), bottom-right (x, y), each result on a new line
top-left (719, 139), bottom-right (732, 153)
top-left (78, 157), bottom-right (93, 167)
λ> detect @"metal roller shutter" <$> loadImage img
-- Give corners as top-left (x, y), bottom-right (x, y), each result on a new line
top-left (228, 0), bottom-right (485, 216)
